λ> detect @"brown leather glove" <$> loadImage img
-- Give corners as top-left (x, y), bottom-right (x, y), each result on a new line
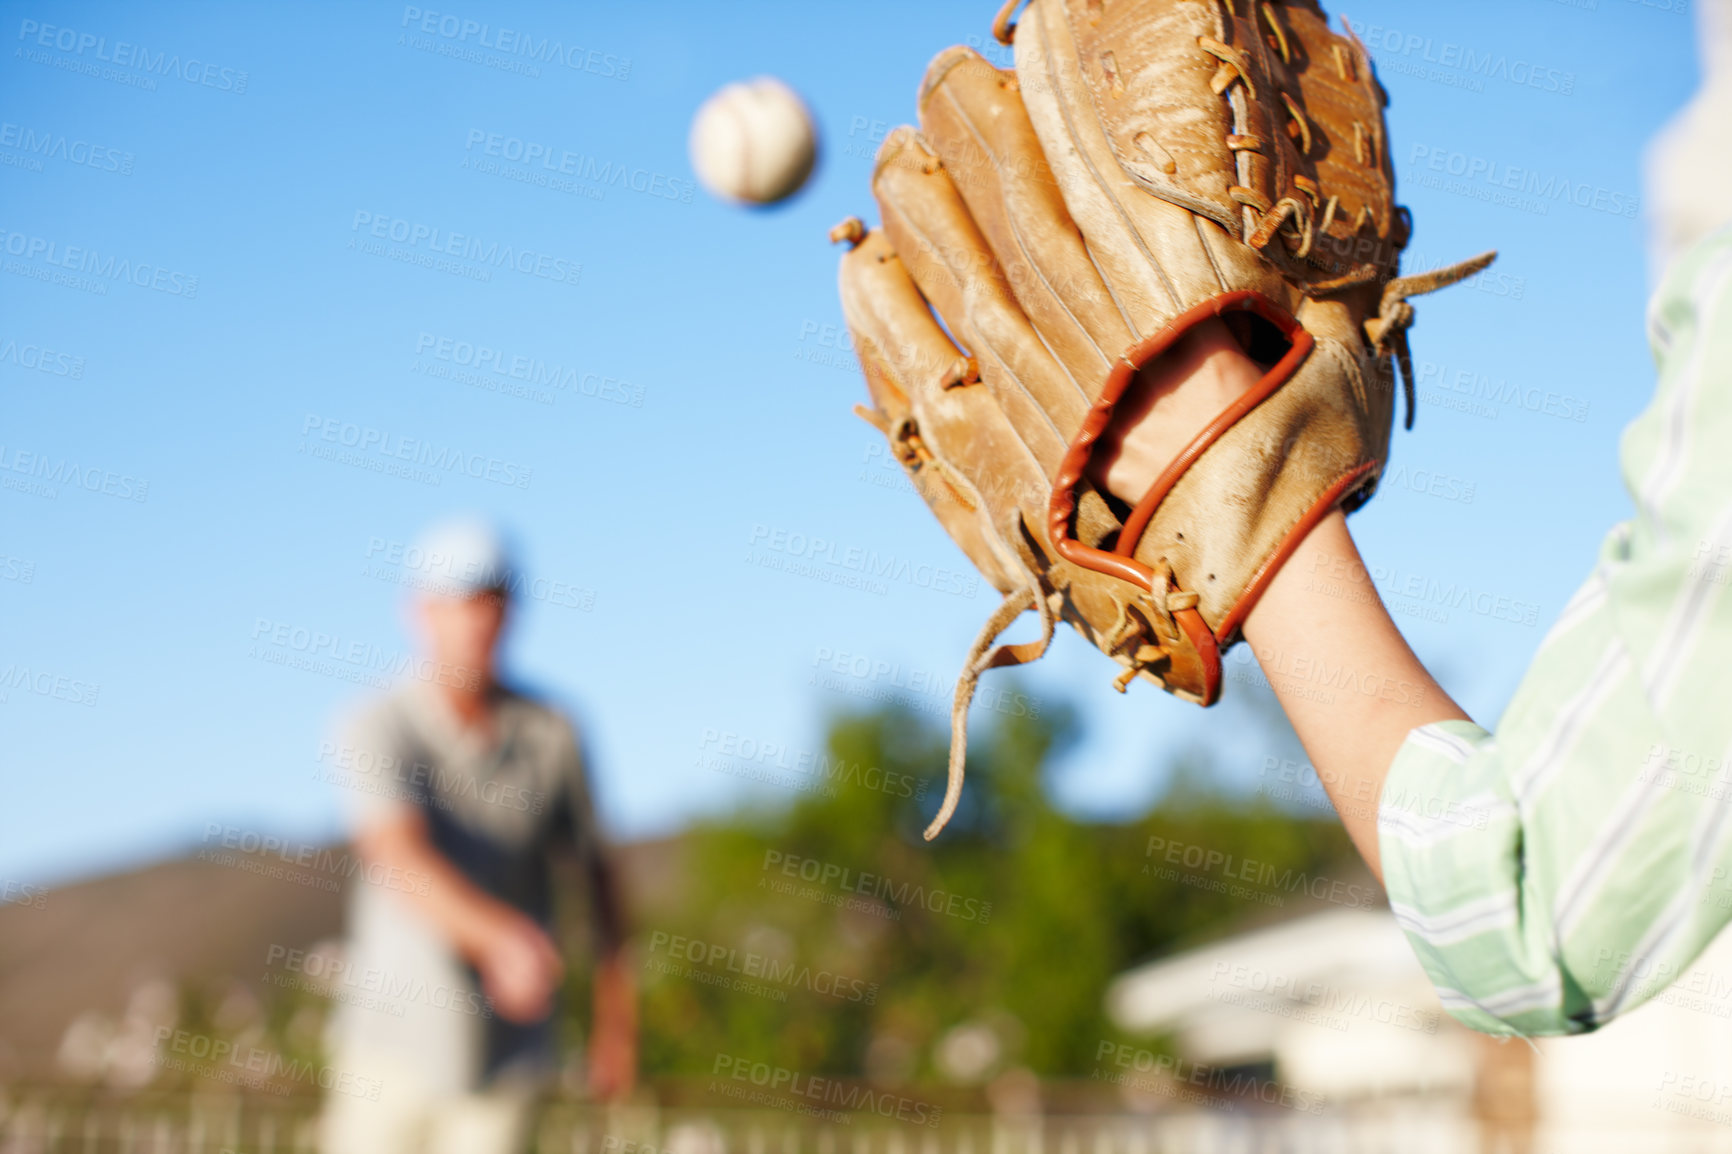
top-left (833, 0), bottom-right (1493, 838)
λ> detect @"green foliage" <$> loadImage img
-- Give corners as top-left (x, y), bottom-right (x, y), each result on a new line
top-left (622, 693), bottom-right (1360, 1085)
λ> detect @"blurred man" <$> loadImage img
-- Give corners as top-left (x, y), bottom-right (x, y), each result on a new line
top-left (320, 518), bottom-right (634, 1154)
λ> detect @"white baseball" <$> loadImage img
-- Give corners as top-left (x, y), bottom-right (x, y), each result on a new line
top-left (689, 76), bottom-right (818, 206)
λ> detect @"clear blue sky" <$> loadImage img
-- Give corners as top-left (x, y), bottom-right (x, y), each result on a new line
top-left (0, 0), bottom-right (1697, 888)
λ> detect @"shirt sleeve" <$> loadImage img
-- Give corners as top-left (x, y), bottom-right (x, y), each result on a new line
top-left (1378, 229), bottom-right (1732, 1036)
top-left (328, 697), bottom-right (426, 833)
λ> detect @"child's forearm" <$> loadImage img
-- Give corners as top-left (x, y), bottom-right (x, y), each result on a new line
top-left (1084, 321), bottom-right (1473, 879)
top-left (1240, 509), bottom-right (1472, 880)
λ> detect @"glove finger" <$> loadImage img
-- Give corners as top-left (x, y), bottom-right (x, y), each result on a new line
top-left (1012, 0), bottom-right (1289, 335)
top-left (915, 47), bottom-right (1132, 397)
top-left (1280, 5), bottom-right (1405, 268)
top-left (837, 227), bottom-right (1036, 596)
top-left (837, 222), bottom-right (969, 418)
top-left (872, 126), bottom-right (1080, 475)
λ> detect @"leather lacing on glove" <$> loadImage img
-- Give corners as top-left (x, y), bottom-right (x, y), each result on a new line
top-left (1369, 258), bottom-right (1497, 430)
top-left (933, 511), bottom-right (1057, 842)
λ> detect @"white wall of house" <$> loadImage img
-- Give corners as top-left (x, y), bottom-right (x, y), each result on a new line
top-left (1110, 907), bottom-right (1732, 1143)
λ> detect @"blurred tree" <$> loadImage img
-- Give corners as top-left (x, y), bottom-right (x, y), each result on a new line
top-left (622, 690), bottom-right (1362, 1086)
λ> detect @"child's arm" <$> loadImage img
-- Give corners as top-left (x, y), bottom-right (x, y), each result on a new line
top-left (1091, 315), bottom-right (1470, 880)
top-left (1238, 508), bottom-right (1471, 881)
top-left (1099, 240), bottom-right (1732, 1038)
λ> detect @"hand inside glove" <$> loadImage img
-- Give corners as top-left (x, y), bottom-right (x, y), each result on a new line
top-left (1087, 317), bottom-right (1267, 509)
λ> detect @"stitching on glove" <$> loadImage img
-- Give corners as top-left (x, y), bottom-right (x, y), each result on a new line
top-left (889, 415), bottom-right (981, 513)
top-left (1280, 92), bottom-right (1313, 157)
top-left (1259, 2), bottom-right (1293, 65)
top-left (1198, 37), bottom-right (1258, 100)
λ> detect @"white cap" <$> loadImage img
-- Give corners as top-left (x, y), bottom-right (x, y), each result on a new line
top-left (410, 516), bottom-right (515, 598)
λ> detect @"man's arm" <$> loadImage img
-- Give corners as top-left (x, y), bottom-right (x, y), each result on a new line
top-left (584, 848), bottom-right (636, 1101)
top-left (556, 728), bottom-right (637, 1101)
top-left (354, 808), bottom-right (565, 1024)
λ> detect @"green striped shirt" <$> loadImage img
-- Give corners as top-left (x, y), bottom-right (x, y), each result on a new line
top-left (1379, 228), bottom-right (1732, 1036)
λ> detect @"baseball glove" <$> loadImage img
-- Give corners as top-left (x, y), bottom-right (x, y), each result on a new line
top-left (831, 0), bottom-right (1494, 838)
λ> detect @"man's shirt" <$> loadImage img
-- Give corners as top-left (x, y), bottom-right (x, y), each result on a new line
top-left (327, 681), bottom-right (614, 1086)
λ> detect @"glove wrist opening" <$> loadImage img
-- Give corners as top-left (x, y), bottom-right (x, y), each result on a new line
top-left (1047, 291), bottom-right (1313, 594)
